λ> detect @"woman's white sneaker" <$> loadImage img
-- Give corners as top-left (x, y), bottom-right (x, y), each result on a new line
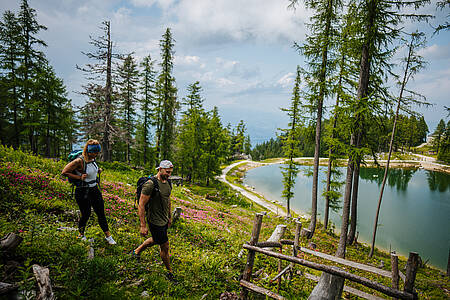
top-left (105, 235), bottom-right (116, 245)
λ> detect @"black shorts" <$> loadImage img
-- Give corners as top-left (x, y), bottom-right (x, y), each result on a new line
top-left (149, 223), bottom-right (168, 245)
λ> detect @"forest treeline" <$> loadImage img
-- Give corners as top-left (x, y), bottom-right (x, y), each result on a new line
top-left (250, 114), bottom-right (431, 161)
top-left (0, 0), bottom-right (252, 185)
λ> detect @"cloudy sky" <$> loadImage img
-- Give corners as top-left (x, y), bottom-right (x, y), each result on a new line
top-left (1, 0), bottom-right (449, 144)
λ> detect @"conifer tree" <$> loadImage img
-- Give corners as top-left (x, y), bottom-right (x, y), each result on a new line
top-left (17, 0), bottom-right (47, 153)
top-left (0, 10), bottom-right (22, 148)
top-left (290, 0), bottom-right (342, 235)
top-left (433, 119), bottom-right (446, 154)
top-left (156, 28), bottom-right (178, 161)
top-left (338, 0), bottom-right (431, 260)
top-left (369, 31), bottom-right (428, 256)
top-left (233, 120), bottom-right (248, 155)
top-left (203, 107), bottom-right (229, 185)
top-left (310, 0), bottom-right (431, 297)
top-left (34, 63), bottom-right (73, 157)
top-left (280, 66), bottom-right (303, 217)
top-left (176, 81), bottom-right (206, 182)
top-left (138, 54), bottom-right (157, 166)
top-left (77, 21), bottom-right (121, 161)
top-left (322, 9), bottom-right (359, 230)
top-left (117, 54), bottom-right (139, 162)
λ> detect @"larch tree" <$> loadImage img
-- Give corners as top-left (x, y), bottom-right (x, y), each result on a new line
top-left (280, 66), bottom-right (303, 218)
top-left (77, 21), bottom-right (122, 161)
top-left (370, 31), bottom-right (428, 257)
top-left (309, 0), bottom-right (431, 298)
top-left (323, 9), bottom-right (359, 230)
top-left (290, 0), bottom-right (342, 236)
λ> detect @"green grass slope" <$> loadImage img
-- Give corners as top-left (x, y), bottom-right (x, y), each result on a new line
top-left (0, 145), bottom-right (448, 299)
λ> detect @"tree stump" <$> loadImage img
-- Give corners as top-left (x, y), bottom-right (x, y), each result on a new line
top-left (32, 264), bottom-right (55, 300)
top-left (0, 233), bottom-right (23, 252)
top-left (308, 270), bottom-right (345, 300)
top-left (301, 228), bottom-right (312, 239)
top-left (172, 207), bottom-right (182, 223)
top-left (267, 225), bottom-right (287, 244)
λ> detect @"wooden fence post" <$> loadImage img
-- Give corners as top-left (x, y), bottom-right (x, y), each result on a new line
top-left (240, 213), bottom-right (264, 300)
top-left (391, 253), bottom-right (399, 300)
top-left (277, 246), bottom-right (282, 292)
top-left (404, 252), bottom-right (419, 299)
top-left (293, 219), bottom-right (302, 257)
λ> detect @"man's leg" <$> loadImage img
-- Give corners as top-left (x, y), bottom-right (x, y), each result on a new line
top-left (135, 237), bottom-right (156, 255)
top-left (159, 241), bottom-right (172, 272)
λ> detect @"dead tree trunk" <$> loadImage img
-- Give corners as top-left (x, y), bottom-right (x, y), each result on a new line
top-left (33, 264), bottom-right (55, 300)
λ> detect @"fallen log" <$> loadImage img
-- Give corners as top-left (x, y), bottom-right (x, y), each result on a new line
top-left (0, 233), bottom-right (23, 252)
top-left (0, 282), bottom-right (18, 296)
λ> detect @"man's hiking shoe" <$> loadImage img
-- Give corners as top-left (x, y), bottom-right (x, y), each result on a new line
top-left (129, 250), bottom-right (140, 261)
top-left (165, 272), bottom-right (178, 284)
top-left (105, 235), bottom-right (117, 245)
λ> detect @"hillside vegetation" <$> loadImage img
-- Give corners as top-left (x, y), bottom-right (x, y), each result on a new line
top-left (0, 145), bottom-right (448, 299)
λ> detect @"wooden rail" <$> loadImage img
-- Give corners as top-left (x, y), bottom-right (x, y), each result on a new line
top-left (243, 244), bottom-right (416, 300)
top-left (240, 280), bottom-right (285, 300)
top-left (240, 214), bottom-right (418, 300)
top-left (281, 239), bottom-right (406, 281)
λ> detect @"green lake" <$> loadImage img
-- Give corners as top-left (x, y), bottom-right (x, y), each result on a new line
top-left (243, 164), bottom-right (450, 271)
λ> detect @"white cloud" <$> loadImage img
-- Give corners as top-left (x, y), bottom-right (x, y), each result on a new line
top-left (216, 77), bottom-right (235, 87)
top-left (418, 44), bottom-right (450, 61)
top-left (168, 0), bottom-right (308, 45)
top-left (277, 72), bottom-right (295, 88)
top-left (130, 0), bottom-right (157, 7)
top-left (175, 55), bottom-right (201, 65)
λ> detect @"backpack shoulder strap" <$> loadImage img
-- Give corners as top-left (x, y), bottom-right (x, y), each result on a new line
top-left (77, 156), bottom-right (86, 173)
top-left (90, 159), bottom-right (98, 169)
top-left (149, 176), bottom-right (159, 197)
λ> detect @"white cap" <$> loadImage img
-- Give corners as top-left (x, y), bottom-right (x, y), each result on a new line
top-left (156, 160), bottom-right (173, 169)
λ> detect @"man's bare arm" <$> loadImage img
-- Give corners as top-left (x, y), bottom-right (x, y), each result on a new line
top-left (138, 193), bottom-right (150, 236)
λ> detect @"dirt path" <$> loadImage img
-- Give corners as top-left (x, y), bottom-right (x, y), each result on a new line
top-left (218, 160), bottom-right (288, 217)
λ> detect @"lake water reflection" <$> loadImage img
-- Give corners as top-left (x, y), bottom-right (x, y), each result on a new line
top-left (244, 164), bottom-right (450, 271)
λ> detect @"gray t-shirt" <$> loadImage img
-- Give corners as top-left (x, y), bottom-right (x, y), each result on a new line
top-left (141, 178), bottom-right (171, 226)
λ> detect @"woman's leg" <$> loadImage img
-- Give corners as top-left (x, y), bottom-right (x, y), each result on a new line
top-left (90, 186), bottom-right (110, 235)
top-left (75, 187), bottom-right (91, 235)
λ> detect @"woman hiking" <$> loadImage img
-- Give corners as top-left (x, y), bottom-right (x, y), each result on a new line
top-left (61, 139), bottom-right (116, 245)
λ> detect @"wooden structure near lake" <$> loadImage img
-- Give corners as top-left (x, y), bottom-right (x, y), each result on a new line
top-left (239, 213), bottom-right (419, 300)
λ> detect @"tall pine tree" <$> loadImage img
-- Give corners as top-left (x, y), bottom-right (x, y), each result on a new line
top-left (156, 28), bottom-right (178, 161)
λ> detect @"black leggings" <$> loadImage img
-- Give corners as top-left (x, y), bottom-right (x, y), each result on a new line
top-left (75, 186), bottom-right (109, 234)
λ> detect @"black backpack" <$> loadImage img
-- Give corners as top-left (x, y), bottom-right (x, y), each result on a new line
top-left (66, 150), bottom-right (100, 197)
top-left (135, 176), bottom-right (172, 209)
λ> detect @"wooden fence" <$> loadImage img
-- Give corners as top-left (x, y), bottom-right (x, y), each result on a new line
top-left (240, 213), bottom-right (419, 300)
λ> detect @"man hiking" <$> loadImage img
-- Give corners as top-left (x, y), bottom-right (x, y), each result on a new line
top-left (131, 160), bottom-right (177, 283)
